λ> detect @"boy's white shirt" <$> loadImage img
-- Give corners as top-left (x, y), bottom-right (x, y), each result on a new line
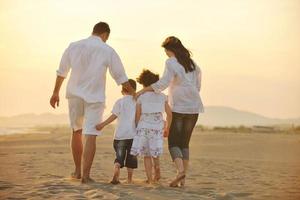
top-left (112, 95), bottom-right (136, 140)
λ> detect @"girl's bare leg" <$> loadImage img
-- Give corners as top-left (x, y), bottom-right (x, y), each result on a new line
top-left (153, 157), bottom-right (161, 182)
top-left (144, 156), bottom-right (153, 183)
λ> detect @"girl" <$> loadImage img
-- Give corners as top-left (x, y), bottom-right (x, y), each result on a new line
top-left (130, 69), bottom-right (172, 184)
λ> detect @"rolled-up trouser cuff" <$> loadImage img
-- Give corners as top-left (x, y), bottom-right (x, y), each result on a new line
top-left (169, 146), bottom-right (189, 161)
top-left (169, 146), bottom-right (183, 161)
top-left (181, 148), bottom-right (189, 160)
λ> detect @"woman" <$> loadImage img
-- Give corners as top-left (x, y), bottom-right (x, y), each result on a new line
top-left (136, 36), bottom-right (204, 187)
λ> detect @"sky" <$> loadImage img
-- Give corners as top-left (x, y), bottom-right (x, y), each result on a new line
top-left (0, 0), bottom-right (299, 119)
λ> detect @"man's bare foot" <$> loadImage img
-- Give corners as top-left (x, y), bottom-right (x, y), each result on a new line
top-left (169, 172), bottom-right (185, 187)
top-left (71, 172), bottom-right (81, 179)
top-left (81, 177), bottom-right (95, 184)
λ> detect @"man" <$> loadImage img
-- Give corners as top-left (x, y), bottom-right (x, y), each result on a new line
top-left (50, 22), bottom-right (135, 183)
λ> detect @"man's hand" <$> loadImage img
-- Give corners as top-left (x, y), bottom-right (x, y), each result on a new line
top-left (50, 93), bottom-right (60, 108)
top-left (95, 123), bottom-right (105, 131)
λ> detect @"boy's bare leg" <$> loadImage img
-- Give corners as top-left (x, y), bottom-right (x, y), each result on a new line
top-left (144, 156), bottom-right (153, 183)
top-left (111, 163), bottom-right (121, 184)
top-left (127, 168), bottom-right (133, 183)
top-left (71, 129), bottom-right (83, 179)
top-left (82, 135), bottom-right (96, 183)
top-left (153, 157), bottom-right (161, 182)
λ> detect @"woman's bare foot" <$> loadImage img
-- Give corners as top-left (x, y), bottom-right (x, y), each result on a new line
top-left (81, 177), bottom-right (95, 184)
top-left (70, 172), bottom-right (81, 179)
top-left (169, 172), bottom-right (185, 187)
top-left (144, 179), bottom-right (152, 184)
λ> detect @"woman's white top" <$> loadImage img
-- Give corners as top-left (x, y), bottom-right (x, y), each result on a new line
top-left (137, 92), bottom-right (167, 114)
top-left (151, 57), bottom-right (204, 114)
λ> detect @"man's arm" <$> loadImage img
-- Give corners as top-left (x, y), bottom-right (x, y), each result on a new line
top-left (50, 76), bottom-right (65, 108)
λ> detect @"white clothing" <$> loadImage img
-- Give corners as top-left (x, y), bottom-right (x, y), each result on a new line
top-left (68, 97), bottom-right (105, 135)
top-left (111, 95), bottom-right (136, 140)
top-left (57, 35), bottom-right (128, 103)
top-left (151, 57), bottom-right (204, 114)
top-left (137, 92), bottom-right (167, 114)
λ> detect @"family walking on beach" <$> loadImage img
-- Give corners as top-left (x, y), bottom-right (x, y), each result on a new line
top-left (50, 22), bottom-right (204, 187)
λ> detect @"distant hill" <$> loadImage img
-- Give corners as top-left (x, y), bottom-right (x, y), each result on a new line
top-left (198, 106), bottom-right (300, 126)
top-left (0, 106), bottom-right (299, 127)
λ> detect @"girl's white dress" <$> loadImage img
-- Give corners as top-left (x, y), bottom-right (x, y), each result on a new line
top-left (130, 92), bottom-right (167, 157)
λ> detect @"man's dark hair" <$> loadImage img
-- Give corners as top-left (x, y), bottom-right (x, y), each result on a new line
top-left (92, 22), bottom-right (110, 35)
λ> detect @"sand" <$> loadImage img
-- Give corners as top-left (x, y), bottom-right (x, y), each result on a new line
top-left (0, 126), bottom-right (300, 200)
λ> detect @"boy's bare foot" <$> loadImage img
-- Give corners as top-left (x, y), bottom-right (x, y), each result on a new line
top-left (81, 177), bottom-right (95, 184)
top-left (110, 174), bottom-right (120, 185)
top-left (169, 172), bottom-right (185, 187)
top-left (70, 172), bottom-right (81, 179)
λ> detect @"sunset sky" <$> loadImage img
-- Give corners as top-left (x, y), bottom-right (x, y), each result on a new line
top-left (0, 0), bottom-right (299, 118)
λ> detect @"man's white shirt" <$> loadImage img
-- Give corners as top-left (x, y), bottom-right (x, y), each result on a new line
top-left (57, 35), bottom-right (128, 103)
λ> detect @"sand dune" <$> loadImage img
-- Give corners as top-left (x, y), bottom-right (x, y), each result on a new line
top-left (0, 126), bottom-right (300, 199)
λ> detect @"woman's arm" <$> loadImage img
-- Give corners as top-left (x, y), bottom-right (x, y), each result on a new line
top-left (135, 103), bottom-right (142, 127)
top-left (164, 102), bottom-right (172, 137)
top-left (95, 114), bottom-right (117, 131)
top-left (196, 67), bottom-right (202, 92)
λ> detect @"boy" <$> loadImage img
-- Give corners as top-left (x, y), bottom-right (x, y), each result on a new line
top-left (95, 79), bottom-right (137, 184)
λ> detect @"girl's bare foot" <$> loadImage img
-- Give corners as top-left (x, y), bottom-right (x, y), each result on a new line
top-left (71, 172), bottom-right (81, 179)
top-left (154, 167), bottom-right (161, 182)
top-left (169, 172), bottom-right (185, 187)
top-left (180, 178), bottom-right (185, 187)
top-left (81, 177), bottom-right (95, 184)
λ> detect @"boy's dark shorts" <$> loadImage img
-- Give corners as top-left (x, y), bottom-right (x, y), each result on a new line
top-left (113, 139), bottom-right (137, 169)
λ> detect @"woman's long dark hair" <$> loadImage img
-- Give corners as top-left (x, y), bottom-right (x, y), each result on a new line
top-left (162, 36), bottom-right (196, 73)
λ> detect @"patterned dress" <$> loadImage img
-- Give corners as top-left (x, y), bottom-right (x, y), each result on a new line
top-left (130, 92), bottom-right (167, 157)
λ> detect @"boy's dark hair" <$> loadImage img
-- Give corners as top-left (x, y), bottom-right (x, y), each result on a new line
top-left (92, 22), bottom-right (110, 35)
top-left (137, 69), bottom-right (159, 87)
top-left (122, 79), bottom-right (136, 93)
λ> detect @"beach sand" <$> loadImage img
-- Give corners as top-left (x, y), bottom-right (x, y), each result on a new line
top-left (0, 126), bottom-right (300, 200)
